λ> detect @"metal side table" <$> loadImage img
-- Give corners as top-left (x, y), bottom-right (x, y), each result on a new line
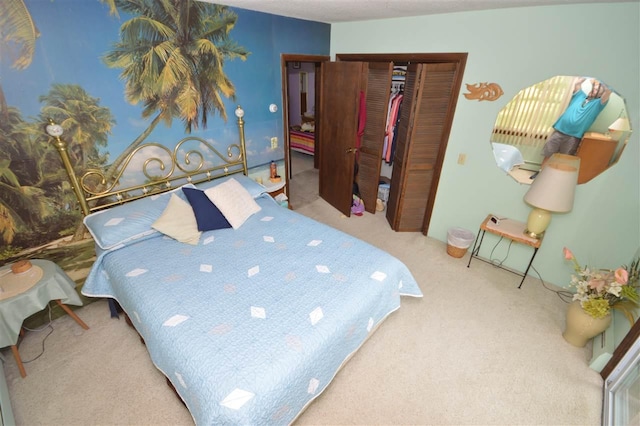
top-left (467, 214), bottom-right (543, 288)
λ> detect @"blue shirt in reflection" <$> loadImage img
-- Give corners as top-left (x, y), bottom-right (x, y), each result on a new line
top-left (553, 90), bottom-right (607, 139)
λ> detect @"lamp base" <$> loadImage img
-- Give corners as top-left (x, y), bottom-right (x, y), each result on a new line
top-left (523, 228), bottom-right (545, 239)
top-left (524, 207), bottom-right (551, 240)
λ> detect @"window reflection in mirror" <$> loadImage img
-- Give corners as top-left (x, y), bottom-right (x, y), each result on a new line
top-left (491, 75), bottom-right (631, 185)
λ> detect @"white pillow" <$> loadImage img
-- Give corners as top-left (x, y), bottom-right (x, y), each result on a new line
top-left (151, 194), bottom-right (201, 245)
top-left (204, 178), bottom-right (261, 229)
top-left (195, 174), bottom-right (267, 198)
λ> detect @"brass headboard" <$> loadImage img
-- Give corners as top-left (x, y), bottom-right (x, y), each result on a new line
top-left (47, 106), bottom-right (249, 216)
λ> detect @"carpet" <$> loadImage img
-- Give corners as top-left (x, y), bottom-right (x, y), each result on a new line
top-left (289, 168), bottom-right (319, 210)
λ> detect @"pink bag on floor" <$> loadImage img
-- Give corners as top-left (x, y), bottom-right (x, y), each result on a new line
top-left (351, 195), bottom-right (364, 216)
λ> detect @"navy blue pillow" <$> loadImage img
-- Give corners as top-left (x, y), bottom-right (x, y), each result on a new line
top-left (181, 187), bottom-right (232, 232)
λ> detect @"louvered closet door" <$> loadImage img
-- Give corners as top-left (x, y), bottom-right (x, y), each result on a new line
top-left (357, 62), bottom-right (393, 214)
top-left (386, 62), bottom-right (458, 232)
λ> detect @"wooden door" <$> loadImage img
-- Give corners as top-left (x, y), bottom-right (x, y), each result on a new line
top-left (386, 62), bottom-right (459, 232)
top-left (313, 62), bottom-right (322, 169)
top-left (357, 62), bottom-right (393, 214)
top-left (318, 61), bottom-right (364, 216)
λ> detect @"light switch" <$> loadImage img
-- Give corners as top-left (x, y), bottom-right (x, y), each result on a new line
top-left (458, 153), bottom-right (466, 165)
top-left (270, 137), bottom-right (278, 149)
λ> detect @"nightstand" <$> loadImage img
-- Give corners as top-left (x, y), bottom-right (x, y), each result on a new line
top-left (0, 259), bottom-right (89, 377)
top-left (264, 180), bottom-right (285, 197)
top-left (262, 180), bottom-right (289, 208)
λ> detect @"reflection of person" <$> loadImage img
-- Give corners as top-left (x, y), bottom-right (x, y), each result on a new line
top-left (534, 77), bottom-right (611, 176)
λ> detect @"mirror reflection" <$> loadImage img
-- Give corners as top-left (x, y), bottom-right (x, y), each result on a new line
top-left (491, 75), bottom-right (631, 185)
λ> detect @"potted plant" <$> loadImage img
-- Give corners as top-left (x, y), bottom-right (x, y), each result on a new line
top-left (562, 247), bottom-right (639, 347)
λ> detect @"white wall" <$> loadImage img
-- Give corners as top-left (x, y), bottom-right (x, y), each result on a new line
top-left (330, 2), bottom-right (640, 288)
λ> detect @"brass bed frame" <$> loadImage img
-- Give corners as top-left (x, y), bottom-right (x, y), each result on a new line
top-left (44, 106), bottom-right (401, 421)
top-left (48, 105), bottom-right (249, 217)
top-left (46, 105), bottom-right (251, 401)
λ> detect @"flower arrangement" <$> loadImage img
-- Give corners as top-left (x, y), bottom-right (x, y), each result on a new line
top-left (563, 247), bottom-right (640, 325)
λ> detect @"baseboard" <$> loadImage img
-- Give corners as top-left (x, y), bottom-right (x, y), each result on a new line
top-left (590, 310), bottom-right (634, 373)
top-left (590, 321), bottom-right (614, 373)
top-left (0, 356), bottom-right (15, 426)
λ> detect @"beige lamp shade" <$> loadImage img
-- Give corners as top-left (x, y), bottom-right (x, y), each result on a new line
top-left (608, 117), bottom-right (631, 132)
top-left (608, 117), bottom-right (631, 142)
top-left (523, 154), bottom-right (579, 238)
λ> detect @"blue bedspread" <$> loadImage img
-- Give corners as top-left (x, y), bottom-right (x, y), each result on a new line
top-left (82, 195), bottom-right (422, 425)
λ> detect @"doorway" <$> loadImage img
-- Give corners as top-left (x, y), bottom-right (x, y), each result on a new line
top-left (281, 54), bottom-right (329, 210)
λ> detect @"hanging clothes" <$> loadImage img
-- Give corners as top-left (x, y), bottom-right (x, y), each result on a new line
top-left (387, 97), bottom-right (403, 165)
top-left (382, 94), bottom-right (395, 159)
top-left (383, 92), bottom-right (403, 164)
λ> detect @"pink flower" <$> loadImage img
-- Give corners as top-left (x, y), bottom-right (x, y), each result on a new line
top-left (615, 268), bottom-right (629, 285)
top-left (588, 278), bottom-right (607, 292)
top-left (563, 247), bottom-right (574, 260)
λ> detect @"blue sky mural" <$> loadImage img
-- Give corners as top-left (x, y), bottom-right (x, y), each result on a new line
top-left (2, 0), bottom-right (329, 168)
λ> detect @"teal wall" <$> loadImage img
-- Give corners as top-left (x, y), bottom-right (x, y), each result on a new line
top-left (331, 2), bottom-right (640, 289)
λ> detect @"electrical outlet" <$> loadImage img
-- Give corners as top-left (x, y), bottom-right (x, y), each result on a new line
top-left (457, 153), bottom-right (466, 165)
top-left (270, 137), bottom-right (278, 149)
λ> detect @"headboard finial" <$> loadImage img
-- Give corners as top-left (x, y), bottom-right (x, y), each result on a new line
top-left (45, 119), bottom-right (91, 216)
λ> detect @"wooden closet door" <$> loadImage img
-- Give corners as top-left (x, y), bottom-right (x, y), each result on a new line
top-left (386, 62), bottom-right (459, 232)
top-left (318, 61), bottom-right (365, 216)
top-left (357, 62), bottom-right (393, 214)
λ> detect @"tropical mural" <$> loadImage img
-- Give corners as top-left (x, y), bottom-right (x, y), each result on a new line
top-left (0, 0), bottom-right (330, 266)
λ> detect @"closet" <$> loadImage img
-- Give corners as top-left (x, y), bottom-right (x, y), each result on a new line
top-left (318, 53), bottom-right (467, 234)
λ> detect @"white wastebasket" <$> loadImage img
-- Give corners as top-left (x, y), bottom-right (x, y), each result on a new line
top-left (447, 227), bottom-right (475, 258)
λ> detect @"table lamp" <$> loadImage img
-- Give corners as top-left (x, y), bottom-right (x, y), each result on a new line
top-left (523, 154), bottom-right (579, 239)
top-left (608, 117), bottom-right (631, 141)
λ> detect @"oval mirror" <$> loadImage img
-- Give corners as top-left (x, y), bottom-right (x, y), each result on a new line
top-left (490, 75), bottom-right (632, 185)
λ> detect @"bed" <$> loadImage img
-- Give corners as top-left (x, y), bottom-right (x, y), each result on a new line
top-left (50, 108), bottom-right (422, 425)
top-left (289, 127), bottom-right (315, 155)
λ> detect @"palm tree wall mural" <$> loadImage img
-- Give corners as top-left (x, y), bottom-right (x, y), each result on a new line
top-left (0, 0), bottom-right (41, 248)
top-left (0, 0), bottom-right (330, 261)
top-left (0, 0), bottom-right (40, 120)
top-left (101, 0), bottom-right (249, 183)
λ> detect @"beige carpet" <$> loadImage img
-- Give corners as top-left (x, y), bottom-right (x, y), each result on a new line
top-left (289, 168), bottom-right (319, 210)
top-left (288, 150), bottom-right (319, 210)
top-left (290, 150), bottom-right (315, 176)
top-left (2, 198), bottom-right (604, 425)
